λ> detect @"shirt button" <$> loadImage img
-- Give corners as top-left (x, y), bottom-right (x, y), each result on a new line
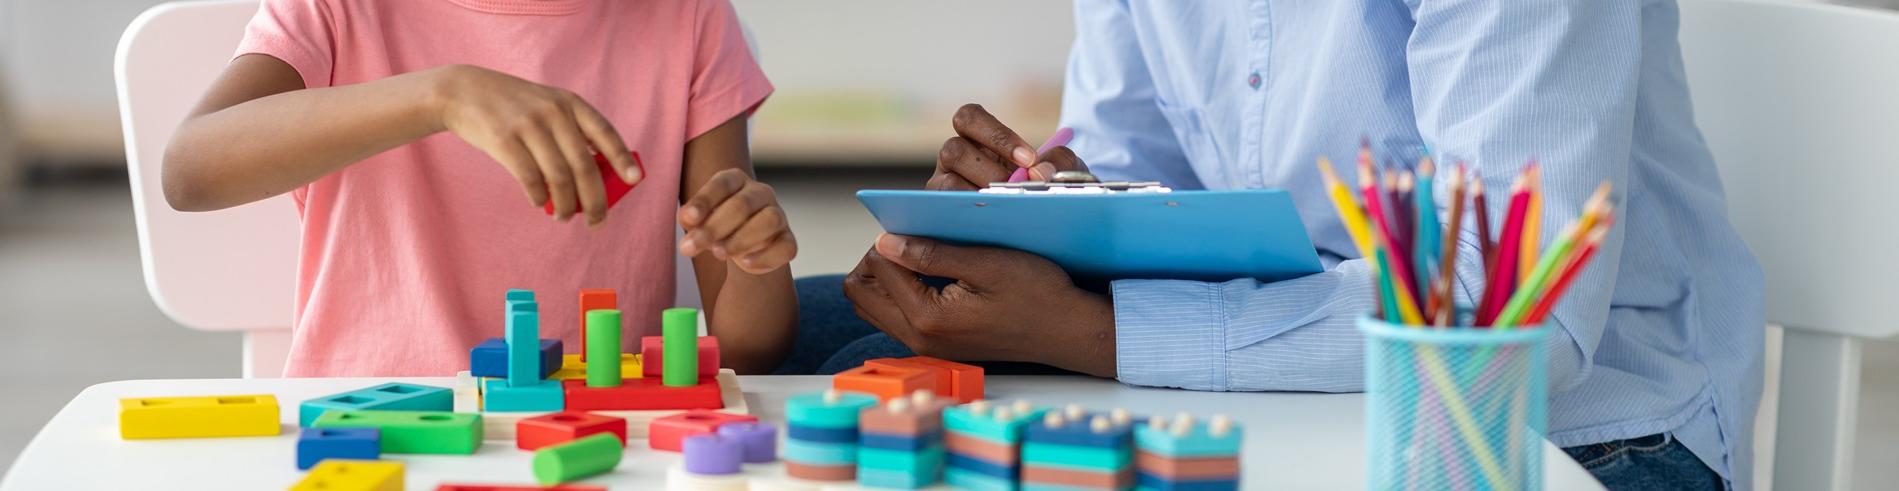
top-left (1247, 72), bottom-right (1261, 89)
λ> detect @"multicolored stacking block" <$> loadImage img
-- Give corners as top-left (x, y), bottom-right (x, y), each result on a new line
top-left (1134, 413), bottom-right (1242, 491)
top-left (484, 295), bottom-right (564, 412)
top-left (558, 305), bottom-right (726, 411)
top-left (783, 390), bottom-right (879, 482)
top-left (857, 391), bottom-right (956, 489)
top-left (944, 399), bottom-right (1046, 491)
top-left (1021, 406), bottom-right (1136, 490)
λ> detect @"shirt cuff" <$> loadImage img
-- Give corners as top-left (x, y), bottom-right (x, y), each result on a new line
top-left (1112, 279), bottom-right (1229, 391)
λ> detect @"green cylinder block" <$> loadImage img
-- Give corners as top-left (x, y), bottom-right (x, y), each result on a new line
top-left (662, 307), bottom-right (699, 387)
top-left (585, 309), bottom-right (622, 387)
top-left (532, 433), bottom-right (622, 484)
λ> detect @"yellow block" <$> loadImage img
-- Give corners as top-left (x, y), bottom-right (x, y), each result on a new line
top-left (552, 353), bottom-right (641, 380)
top-left (118, 394), bottom-right (280, 439)
top-left (290, 460), bottom-right (403, 491)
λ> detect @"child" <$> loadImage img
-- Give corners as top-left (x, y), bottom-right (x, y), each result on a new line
top-left (162, 0), bottom-right (797, 376)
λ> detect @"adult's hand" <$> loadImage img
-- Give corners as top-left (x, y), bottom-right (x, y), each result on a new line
top-left (843, 234), bottom-right (1116, 378)
top-left (929, 104), bottom-right (1088, 190)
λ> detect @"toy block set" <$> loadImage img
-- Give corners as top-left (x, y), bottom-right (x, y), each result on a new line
top-left (1133, 414), bottom-right (1243, 491)
top-left (667, 421), bottom-right (780, 490)
top-left (836, 356), bottom-right (985, 403)
top-left (857, 391), bottom-right (957, 489)
top-left (1021, 406), bottom-right (1136, 490)
top-left (944, 399), bottom-right (1047, 491)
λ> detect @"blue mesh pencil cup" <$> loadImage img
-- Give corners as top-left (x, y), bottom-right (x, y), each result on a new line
top-left (1361, 315), bottom-right (1549, 491)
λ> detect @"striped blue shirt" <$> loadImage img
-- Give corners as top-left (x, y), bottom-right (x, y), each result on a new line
top-left (1061, 1), bottom-right (1764, 488)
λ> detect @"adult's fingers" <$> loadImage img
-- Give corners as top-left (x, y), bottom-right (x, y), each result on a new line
top-left (843, 251), bottom-right (912, 339)
top-left (859, 243), bottom-right (941, 332)
top-left (951, 104), bottom-right (1036, 168)
top-left (570, 100), bottom-right (640, 185)
top-left (524, 134), bottom-right (577, 221)
top-left (872, 233), bottom-right (1013, 285)
top-left (924, 171), bottom-right (979, 191)
top-left (1030, 145), bottom-right (1090, 181)
top-left (550, 115), bottom-right (607, 226)
top-left (935, 136), bottom-right (1011, 187)
top-left (493, 140), bottom-right (548, 208)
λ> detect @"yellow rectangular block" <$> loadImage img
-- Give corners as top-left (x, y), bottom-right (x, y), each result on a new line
top-left (552, 353), bottom-right (641, 380)
top-left (290, 459), bottom-right (403, 491)
top-left (118, 394), bottom-right (281, 439)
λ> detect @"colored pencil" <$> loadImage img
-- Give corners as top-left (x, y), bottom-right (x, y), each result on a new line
top-left (1469, 174), bottom-right (1495, 277)
top-left (1523, 226), bottom-right (1610, 324)
top-left (1318, 157), bottom-right (1376, 259)
top-left (1493, 222), bottom-right (1582, 328)
top-left (1477, 176), bottom-right (1531, 326)
top-left (1432, 166), bottom-right (1467, 326)
top-left (1415, 158), bottom-right (1440, 316)
top-left (1518, 165), bottom-right (1543, 285)
top-left (1361, 159), bottom-right (1424, 311)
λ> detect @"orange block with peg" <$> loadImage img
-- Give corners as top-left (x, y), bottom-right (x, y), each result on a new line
top-left (577, 289), bottom-right (617, 362)
top-left (832, 365), bottom-right (935, 403)
top-left (866, 356), bottom-right (984, 403)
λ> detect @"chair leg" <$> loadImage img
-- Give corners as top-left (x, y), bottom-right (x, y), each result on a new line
top-left (1774, 327), bottom-right (1860, 491)
top-left (243, 329), bottom-right (293, 378)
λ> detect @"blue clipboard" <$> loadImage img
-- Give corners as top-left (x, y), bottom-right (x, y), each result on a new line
top-left (856, 189), bottom-right (1323, 282)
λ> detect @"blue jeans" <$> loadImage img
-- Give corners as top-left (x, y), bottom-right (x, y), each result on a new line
top-left (777, 275), bottom-right (1071, 376)
top-left (1562, 433), bottom-right (1725, 490)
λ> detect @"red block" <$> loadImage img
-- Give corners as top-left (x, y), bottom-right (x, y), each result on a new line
top-left (577, 289), bottom-right (618, 362)
top-left (515, 410), bottom-right (627, 450)
top-left (543, 151), bottom-right (640, 216)
top-left (437, 485), bottom-right (606, 491)
top-left (833, 364), bottom-right (935, 402)
top-left (647, 409), bottom-right (758, 452)
top-left (640, 336), bottom-right (721, 377)
top-left (867, 356), bottom-right (985, 403)
top-left (561, 377), bottom-right (724, 411)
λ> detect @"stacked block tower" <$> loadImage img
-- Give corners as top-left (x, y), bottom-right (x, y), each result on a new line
top-left (783, 389), bottom-right (878, 482)
top-left (469, 289), bottom-right (730, 413)
top-left (483, 289), bottom-right (566, 411)
top-left (943, 399), bottom-right (1047, 491)
top-left (1021, 406), bottom-right (1137, 490)
top-left (1134, 413), bottom-right (1243, 491)
top-left (857, 391), bottom-right (957, 489)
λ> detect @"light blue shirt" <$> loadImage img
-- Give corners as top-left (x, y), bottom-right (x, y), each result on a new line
top-left (1060, 1), bottom-right (1764, 488)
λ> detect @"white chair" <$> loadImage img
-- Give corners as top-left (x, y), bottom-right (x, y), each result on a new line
top-left (1678, 1), bottom-right (1899, 489)
top-left (114, 0), bottom-right (704, 378)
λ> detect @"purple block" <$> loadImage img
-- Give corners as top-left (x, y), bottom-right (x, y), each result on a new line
top-left (683, 434), bottom-right (743, 475)
top-left (718, 421), bottom-right (778, 463)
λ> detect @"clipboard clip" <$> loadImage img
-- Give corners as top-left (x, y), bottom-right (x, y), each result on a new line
top-left (981, 171), bottom-right (1172, 195)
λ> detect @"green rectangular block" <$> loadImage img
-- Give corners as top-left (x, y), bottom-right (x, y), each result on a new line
top-left (1021, 442), bottom-right (1130, 471)
top-left (311, 410), bottom-right (483, 455)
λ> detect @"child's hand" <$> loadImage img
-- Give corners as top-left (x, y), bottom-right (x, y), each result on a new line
top-left (678, 169), bottom-right (798, 274)
top-left (430, 64), bottom-right (641, 226)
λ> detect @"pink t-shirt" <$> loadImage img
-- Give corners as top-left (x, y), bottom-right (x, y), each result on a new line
top-left (235, 0), bottom-right (772, 376)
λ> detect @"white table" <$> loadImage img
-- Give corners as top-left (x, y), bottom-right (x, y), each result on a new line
top-left (0, 376), bottom-right (1602, 490)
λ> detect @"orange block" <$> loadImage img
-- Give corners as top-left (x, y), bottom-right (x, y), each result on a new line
top-left (578, 289), bottom-right (617, 361)
top-left (832, 365), bottom-right (935, 402)
top-left (867, 356), bottom-right (985, 403)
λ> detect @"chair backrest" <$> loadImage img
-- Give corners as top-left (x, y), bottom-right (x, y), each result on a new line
top-left (115, 1), bottom-right (705, 339)
top-left (115, 0), bottom-right (298, 332)
top-left (1678, 0), bottom-right (1899, 338)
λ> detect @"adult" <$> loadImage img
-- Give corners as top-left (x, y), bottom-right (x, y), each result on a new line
top-left (790, 2), bottom-right (1763, 489)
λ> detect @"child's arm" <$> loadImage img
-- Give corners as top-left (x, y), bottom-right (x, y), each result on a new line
top-left (677, 115), bottom-right (798, 374)
top-left (164, 55), bottom-right (641, 225)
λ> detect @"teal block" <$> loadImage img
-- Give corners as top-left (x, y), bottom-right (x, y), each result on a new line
top-left (946, 468), bottom-right (1018, 491)
top-left (1021, 484), bottom-right (1122, 491)
top-left (505, 289), bottom-right (535, 302)
top-left (1022, 442), bottom-right (1131, 471)
top-left (299, 383), bottom-right (453, 427)
top-left (785, 391), bottom-right (879, 429)
top-left (506, 308), bottom-right (540, 386)
top-left (782, 438), bottom-right (858, 466)
top-left (858, 445), bottom-right (945, 473)
top-left (1133, 422), bottom-right (1242, 458)
top-left (858, 463), bottom-right (943, 490)
top-left (944, 404), bottom-right (1046, 443)
top-left (482, 378), bottom-right (563, 412)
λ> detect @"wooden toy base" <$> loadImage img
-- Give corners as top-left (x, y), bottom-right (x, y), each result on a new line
top-left (453, 369), bottom-right (749, 441)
